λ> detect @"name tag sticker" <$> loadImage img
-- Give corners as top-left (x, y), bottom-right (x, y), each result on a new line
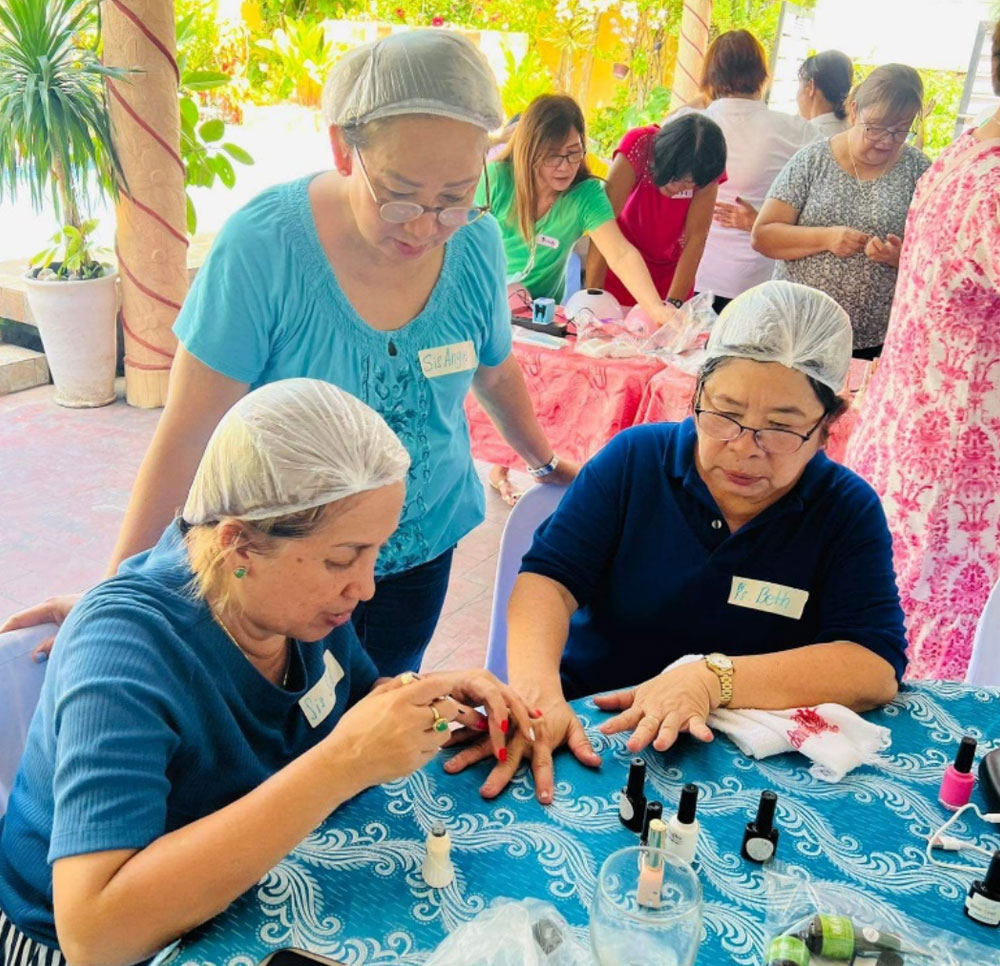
top-left (536, 234), bottom-right (560, 250)
top-left (418, 340), bottom-right (477, 378)
top-left (299, 651), bottom-right (345, 728)
top-left (728, 577), bottom-right (809, 620)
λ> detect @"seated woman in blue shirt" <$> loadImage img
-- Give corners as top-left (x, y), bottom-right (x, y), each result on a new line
top-left (0, 380), bottom-right (532, 966)
top-left (447, 281), bottom-right (907, 804)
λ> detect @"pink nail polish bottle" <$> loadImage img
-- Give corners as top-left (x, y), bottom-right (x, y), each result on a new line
top-left (940, 735), bottom-right (977, 810)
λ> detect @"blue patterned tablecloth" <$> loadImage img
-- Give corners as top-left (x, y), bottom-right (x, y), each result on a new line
top-left (161, 683), bottom-right (1000, 966)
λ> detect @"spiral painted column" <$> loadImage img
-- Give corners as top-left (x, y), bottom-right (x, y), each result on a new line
top-left (102, 0), bottom-right (187, 408)
top-left (670, 0), bottom-right (712, 111)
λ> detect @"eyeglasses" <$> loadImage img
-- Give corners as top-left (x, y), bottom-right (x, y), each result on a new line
top-left (541, 147), bottom-right (586, 169)
top-left (859, 120), bottom-right (915, 144)
top-left (694, 397), bottom-right (827, 455)
top-left (354, 148), bottom-right (491, 227)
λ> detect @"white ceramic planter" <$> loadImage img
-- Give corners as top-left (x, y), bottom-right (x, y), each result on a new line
top-left (23, 271), bottom-right (118, 408)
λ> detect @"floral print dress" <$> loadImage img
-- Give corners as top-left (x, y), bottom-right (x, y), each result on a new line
top-left (846, 129), bottom-right (1000, 680)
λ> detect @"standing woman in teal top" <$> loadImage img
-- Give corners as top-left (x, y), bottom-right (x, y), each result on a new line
top-left (1, 31), bottom-right (576, 676)
top-left (479, 93), bottom-right (681, 319)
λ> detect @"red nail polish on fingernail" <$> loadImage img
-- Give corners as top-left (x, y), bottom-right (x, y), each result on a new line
top-left (497, 747), bottom-right (508, 763)
top-left (500, 718), bottom-right (509, 734)
top-left (473, 719), bottom-right (488, 731)
top-left (531, 709), bottom-right (543, 718)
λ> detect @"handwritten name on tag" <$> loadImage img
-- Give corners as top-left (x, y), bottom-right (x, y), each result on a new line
top-left (536, 234), bottom-right (560, 250)
top-left (299, 651), bottom-right (345, 728)
top-left (418, 340), bottom-right (477, 378)
top-left (728, 576), bottom-right (809, 620)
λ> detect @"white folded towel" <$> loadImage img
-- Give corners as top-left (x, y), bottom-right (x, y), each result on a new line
top-left (662, 656), bottom-right (892, 783)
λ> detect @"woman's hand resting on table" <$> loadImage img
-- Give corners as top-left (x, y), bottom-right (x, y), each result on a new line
top-left (444, 693), bottom-right (601, 805)
top-left (0, 593), bottom-right (83, 660)
top-left (594, 661), bottom-right (720, 753)
top-left (333, 669), bottom-right (538, 789)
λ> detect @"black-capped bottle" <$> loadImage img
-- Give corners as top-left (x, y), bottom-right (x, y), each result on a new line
top-left (619, 757), bottom-right (646, 833)
top-left (801, 915), bottom-right (902, 961)
top-left (965, 849), bottom-right (1000, 927)
top-left (741, 789), bottom-right (779, 862)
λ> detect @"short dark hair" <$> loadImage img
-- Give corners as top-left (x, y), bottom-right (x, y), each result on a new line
top-left (652, 114), bottom-right (727, 189)
top-left (799, 50), bottom-right (854, 120)
top-left (852, 63), bottom-right (923, 124)
top-left (701, 30), bottom-right (769, 100)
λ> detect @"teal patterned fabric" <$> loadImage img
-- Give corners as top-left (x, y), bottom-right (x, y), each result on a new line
top-left (159, 683), bottom-right (1000, 965)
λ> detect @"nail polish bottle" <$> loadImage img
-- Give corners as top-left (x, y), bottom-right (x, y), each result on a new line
top-left (741, 789), bottom-right (779, 862)
top-left (940, 735), bottom-right (977, 810)
top-left (421, 821), bottom-right (454, 888)
top-left (619, 757), bottom-right (646, 833)
top-left (801, 915), bottom-right (903, 961)
top-left (640, 801), bottom-right (663, 846)
top-left (664, 783), bottom-right (700, 865)
top-left (965, 849), bottom-right (1000, 927)
top-left (637, 818), bottom-right (666, 908)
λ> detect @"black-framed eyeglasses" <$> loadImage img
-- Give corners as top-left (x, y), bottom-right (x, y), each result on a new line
top-left (859, 118), bottom-right (916, 144)
top-left (541, 147), bottom-right (586, 169)
top-left (355, 148), bottom-right (491, 227)
top-left (694, 390), bottom-right (827, 455)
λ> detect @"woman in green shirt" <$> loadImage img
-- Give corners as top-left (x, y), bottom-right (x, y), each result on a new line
top-left (478, 94), bottom-right (679, 318)
top-left (480, 94), bottom-right (677, 504)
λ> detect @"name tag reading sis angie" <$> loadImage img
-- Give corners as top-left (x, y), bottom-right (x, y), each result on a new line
top-left (299, 651), bottom-right (345, 728)
top-left (728, 576), bottom-right (809, 620)
top-left (418, 340), bottom-right (478, 378)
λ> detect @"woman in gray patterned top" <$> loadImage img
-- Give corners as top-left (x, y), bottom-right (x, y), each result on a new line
top-left (751, 65), bottom-right (931, 357)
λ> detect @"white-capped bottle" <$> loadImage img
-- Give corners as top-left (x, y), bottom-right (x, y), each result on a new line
top-left (422, 821), bottom-right (454, 888)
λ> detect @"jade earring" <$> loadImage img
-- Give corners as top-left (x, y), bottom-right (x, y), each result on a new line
top-left (234, 567), bottom-right (247, 579)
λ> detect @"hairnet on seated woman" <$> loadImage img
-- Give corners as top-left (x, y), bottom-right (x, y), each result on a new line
top-left (322, 29), bottom-right (504, 133)
top-left (183, 378), bottom-right (411, 525)
top-left (705, 280), bottom-right (853, 392)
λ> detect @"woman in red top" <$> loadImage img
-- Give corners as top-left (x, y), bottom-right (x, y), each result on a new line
top-left (587, 113), bottom-right (726, 307)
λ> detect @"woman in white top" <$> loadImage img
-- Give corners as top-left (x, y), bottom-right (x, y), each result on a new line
top-left (694, 30), bottom-right (819, 313)
top-left (797, 50), bottom-right (854, 138)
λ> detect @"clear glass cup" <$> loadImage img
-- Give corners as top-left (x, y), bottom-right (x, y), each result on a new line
top-left (590, 846), bottom-right (702, 966)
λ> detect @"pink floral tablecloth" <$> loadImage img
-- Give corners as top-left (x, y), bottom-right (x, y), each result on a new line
top-left (465, 338), bottom-right (664, 468)
top-left (635, 357), bottom-right (873, 464)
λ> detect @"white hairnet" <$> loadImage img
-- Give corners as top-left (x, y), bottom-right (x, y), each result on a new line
top-left (705, 280), bottom-right (853, 392)
top-left (322, 30), bottom-right (503, 132)
top-left (183, 379), bottom-right (411, 525)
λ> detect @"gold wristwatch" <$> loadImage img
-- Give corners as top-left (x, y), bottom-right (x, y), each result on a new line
top-left (704, 653), bottom-right (734, 707)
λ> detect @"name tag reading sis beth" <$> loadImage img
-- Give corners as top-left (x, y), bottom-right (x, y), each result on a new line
top-left (728, 577), bottom-right (809, 620)
top-left (418, 341), bottom-right (477, 378)
top-left (299, 651), bottom-right (345, 728)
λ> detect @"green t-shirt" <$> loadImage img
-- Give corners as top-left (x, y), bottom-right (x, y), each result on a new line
top-left (476, 161), bottom-right (614, 301)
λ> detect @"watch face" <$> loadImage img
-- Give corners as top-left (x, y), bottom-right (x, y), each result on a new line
top-left (708, 653), bottom-right (733, 670)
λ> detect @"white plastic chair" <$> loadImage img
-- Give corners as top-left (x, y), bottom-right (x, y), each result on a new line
top-left (966, 579), bottom-right (1000, 686)
top-left (0, 623), bottom-right (56, 816)
top-left (485, 484), bottom-right (568, 682)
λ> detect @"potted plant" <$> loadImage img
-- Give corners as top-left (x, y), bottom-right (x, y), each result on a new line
top-left (0, 0), bottom-right (127, 407)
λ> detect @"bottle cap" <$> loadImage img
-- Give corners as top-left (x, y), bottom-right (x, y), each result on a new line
top-left (984, 850), bottom-right (1000, 894)
top-left (430, 820), bottom-right (447, 837)
top-left (677, 783), bottom-right (699, 825)
top-left (626, 757), bottom-right (647, 799)
top-left (641, 801), bottom-right (663, 843)
top-left (955, 735), bottom-right (977, 774)
top-left (755, 790), bottom-right (777, 833)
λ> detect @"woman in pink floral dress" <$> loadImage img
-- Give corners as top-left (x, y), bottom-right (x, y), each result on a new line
top-left (846, 23), bottom-right (1000, 680)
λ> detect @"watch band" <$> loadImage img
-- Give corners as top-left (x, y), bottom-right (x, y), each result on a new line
top-left (704, 652), bottom-right (734, 707)
top-left (666, 297), bottom-right (684, 309)
top-left (527, 454), bottom-right (560, 478)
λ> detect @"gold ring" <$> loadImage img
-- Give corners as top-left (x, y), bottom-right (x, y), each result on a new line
top-left (430, 704), bottom-right (450, 733)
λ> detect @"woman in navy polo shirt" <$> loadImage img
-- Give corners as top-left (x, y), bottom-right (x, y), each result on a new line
top-left (447, 281), bottom-right (907, 804)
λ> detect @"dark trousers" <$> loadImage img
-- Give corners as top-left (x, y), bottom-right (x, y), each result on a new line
top-left (351, 547), bottom-right (455, 677)
top-left (852, 344), bottom-right (882, 360)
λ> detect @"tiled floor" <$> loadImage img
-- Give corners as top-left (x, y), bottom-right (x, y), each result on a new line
top-left (0, 382), bottom-right (525, 670)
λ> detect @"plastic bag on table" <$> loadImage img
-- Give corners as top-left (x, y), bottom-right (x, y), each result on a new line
top-left (639, 291), bottom-right (717, 363)
top-left (761, 864), bottom-right (1000, 966)
top-left (425, 897), bottom-right (590, 966)
top-left (573, 307), bottom-right (647, 359)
